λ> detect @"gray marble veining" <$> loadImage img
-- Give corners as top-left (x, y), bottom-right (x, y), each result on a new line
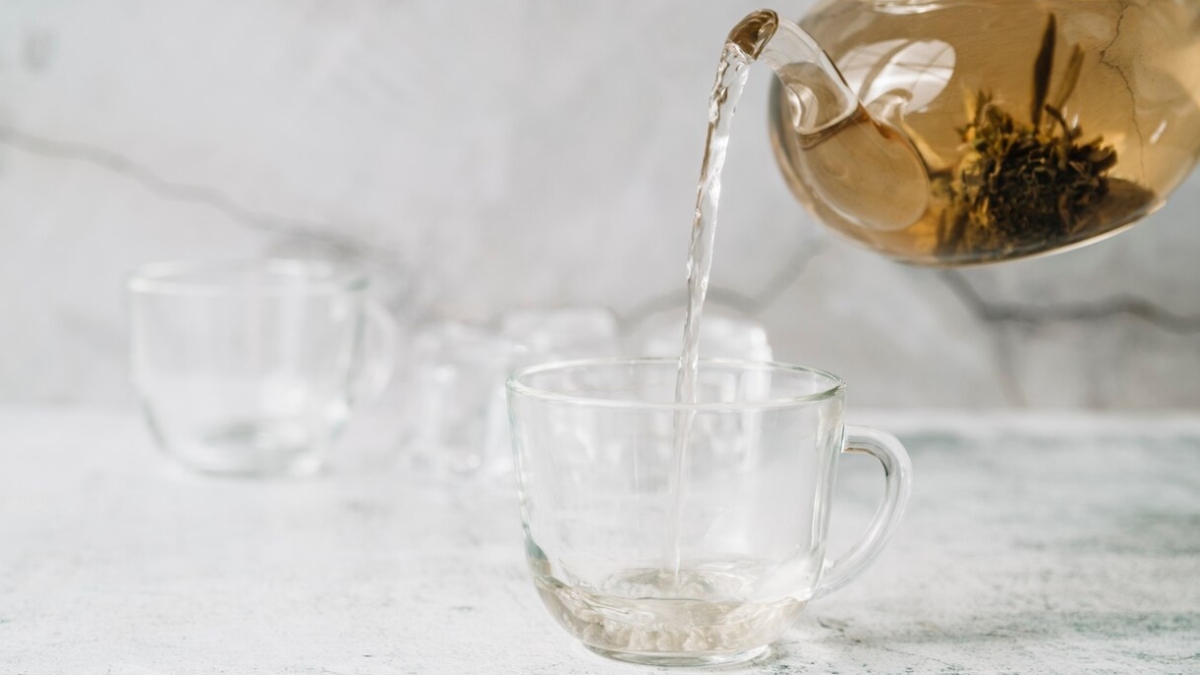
top-left (0, 1), bottom-right (1198, 408)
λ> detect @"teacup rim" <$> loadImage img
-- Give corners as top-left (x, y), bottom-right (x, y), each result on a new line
top-left (506, 357), bottom-right (845, 411)
top-left (126, 258), bottom-right (369, 296)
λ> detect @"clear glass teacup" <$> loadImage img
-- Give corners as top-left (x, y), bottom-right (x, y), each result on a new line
top-left (506, 358), bottom-right (912, 666)
top-left (127, 260), bottom-right (396, 477)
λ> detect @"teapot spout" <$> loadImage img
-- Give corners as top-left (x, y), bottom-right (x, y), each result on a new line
top-left (726, 9), bottom-right (780, 61)
top-left (729, 10), bottom-right (861, 138)
top-left (734, 10), bottom-right (931, 233)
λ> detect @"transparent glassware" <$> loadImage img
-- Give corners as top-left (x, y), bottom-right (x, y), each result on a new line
top-left (407, 308), bottom-right (622, 480)
top-left (506, 358), bottom-right (912, 667)
top-left (748, 1), bottom-right (1200, 265)
top-left (629, 311), bottom-right (773, 362)
top-left (499, 306), bottom-right (621, 366)
top-left (127, 260), bottom-right (397, 477)
top-left (408, 321), bottom-right (520, 477)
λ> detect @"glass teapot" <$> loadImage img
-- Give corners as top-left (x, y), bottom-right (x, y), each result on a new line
top-left (736, 1), bottom-right (1200, 265)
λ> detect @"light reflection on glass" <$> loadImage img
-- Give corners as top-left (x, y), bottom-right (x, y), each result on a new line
top-left (837, 39), bottom-right (956, 113)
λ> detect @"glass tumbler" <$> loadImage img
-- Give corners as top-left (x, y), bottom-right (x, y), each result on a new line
top-left (506, 358), bottom-right (912, 666)
top-left (127, 260), bottom-right (397, 477)
top-left (409, 321), bottom-right (520, 477)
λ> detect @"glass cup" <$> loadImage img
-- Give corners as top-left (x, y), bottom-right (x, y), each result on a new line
top-left (127, 260), bottom-right (397, 477)
top-left (631, 312), bottom-right (773, 362)
top-left (409, 321), bottom-right (521, 477)
top-left (506, 358), bottom-right (912, 666)
top-left (499, 306), bottom-right (621, 364)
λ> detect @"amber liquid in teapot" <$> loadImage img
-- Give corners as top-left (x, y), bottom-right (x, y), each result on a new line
top-left (759, 0), bottom-right (1200, 265)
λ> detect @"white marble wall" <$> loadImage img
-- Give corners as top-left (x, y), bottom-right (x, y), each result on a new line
top-left (1, 0), bottom-right (1198, 409)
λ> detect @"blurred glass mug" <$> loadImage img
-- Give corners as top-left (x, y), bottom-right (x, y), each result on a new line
top-left (506, 358), bottom-right (912, 667)
top-left (127, 260), bottom-right (397, 477)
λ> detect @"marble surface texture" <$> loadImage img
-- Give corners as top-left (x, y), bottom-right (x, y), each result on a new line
top-left (2, 408), bottom-right (1199, 674)
top-left (2, 0), bottom-right (1200, 409)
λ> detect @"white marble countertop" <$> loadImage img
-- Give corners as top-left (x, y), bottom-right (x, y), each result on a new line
top-left (2, 407), bottom-right (1198, 674)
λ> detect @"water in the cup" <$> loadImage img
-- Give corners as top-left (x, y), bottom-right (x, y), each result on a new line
top-left (631, 13), bottom-right (815, 659)
top-left (666, 14), bottom-right (768, 580)
top-left (533, 559), bottom-right (808, 662)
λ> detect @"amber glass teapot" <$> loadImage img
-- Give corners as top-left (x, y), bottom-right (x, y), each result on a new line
top-left (738, 1), bottom-right (1200, 265)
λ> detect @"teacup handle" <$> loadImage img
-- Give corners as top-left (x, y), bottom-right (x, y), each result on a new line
top-left (350, 300), bottom-right (399, 405)
top-left (813, 424), bottom-right (913, 598)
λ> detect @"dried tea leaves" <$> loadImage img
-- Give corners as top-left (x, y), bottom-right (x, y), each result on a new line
top-left (935, 13), bottom-right (1155, 260)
